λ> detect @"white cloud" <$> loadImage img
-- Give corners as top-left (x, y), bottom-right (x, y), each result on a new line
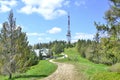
top-left (38, 37), bottom-right (52, 42)
top-left (0, 0), bottom-right (17, 13)
top-left (0, 23), bottom-right (2, 28)
top-left (46, 37), bottom-right (51, 40)
top-left (63, 0), bottom-right (70, 7)
top-left (72, 33), bottom-right (94, 42)
top-left (38, 37), bottom-right (43, 41)
top-left (74, 1), bottom-right (86, 7)
top-left (37, 37), bottom-right (52, 43)
top-left (47, 27), bottom-right (61, 34)
top-left (26, 32), bottom-right (45, 36)
top-left (19, 0), bottom-right (67, 20)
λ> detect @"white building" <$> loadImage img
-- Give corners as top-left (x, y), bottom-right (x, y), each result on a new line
top-left (34, 48), bottom-right (53, 59)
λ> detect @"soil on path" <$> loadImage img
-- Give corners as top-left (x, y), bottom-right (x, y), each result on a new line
top-left (42, 59), bottom-right (77, 80)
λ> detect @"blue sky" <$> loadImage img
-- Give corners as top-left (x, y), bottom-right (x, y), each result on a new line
top-left (0, 0), bottom-right (110, 45)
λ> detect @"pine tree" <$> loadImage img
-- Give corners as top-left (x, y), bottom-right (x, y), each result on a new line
top-left (0, 10), bottom-right (37, 79)
top-left (93, 0), bottom-right (120, 65)
top-left (0, 10), bottom-right (17, 79)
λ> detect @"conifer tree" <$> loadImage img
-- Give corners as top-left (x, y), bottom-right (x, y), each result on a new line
top-left (0, 10), bottom-right (37, 79)
top-left (93, 0), bottom-right (120, 65)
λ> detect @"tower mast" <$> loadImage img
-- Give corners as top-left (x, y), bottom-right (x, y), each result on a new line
top-left (66, 13), bottom-right (71, 44)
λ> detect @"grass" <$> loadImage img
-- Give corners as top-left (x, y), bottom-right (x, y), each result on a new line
top-left (91, 72), bottom-right (120, 80)
top-left (55, 48), bottom-right (120, 80)
top-left (0, 75), bottom-right (8, 80)
top-left (0, 60), bottom-right (57, 80)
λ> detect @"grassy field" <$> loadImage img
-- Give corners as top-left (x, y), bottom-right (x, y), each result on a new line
top-left (55, 48), bottom-right (120, 80)
top-left (0, 60), bottom-right (57, 80)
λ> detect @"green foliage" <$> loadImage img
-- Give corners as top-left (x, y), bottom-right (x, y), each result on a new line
top-left (0, 10), bottom-right (38, 79)
top-left (91, 37), bottom-right (120, 65)
top-left (34, 40), bottom-right (67, 49)
top-left (76, 39), bottom-right (93, 58)
top-left (52, 42), bottom-right (64, 54)
top-left (34, 40), bottom-right (67, 55)
top-left (91, 0), bottom-right (120, 65)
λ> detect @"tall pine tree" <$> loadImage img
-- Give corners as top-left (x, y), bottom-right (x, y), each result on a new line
top-left (93, 0), bottom-right (120, 65)
top-left (0, 10), bottom-right (37, 79)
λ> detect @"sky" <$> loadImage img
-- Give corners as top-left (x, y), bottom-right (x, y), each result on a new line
top-left (0, 0), bottom-right (110, 45)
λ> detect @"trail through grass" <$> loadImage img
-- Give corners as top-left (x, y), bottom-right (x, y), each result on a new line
top-left (55, 48), bottom-right (120, 80)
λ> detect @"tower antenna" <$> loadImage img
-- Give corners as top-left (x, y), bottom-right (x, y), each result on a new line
top-left (66, 12), bottom-right (71, 44)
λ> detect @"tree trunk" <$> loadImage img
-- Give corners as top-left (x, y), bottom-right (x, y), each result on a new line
top-left (9, 73), bottom-right (12, 79)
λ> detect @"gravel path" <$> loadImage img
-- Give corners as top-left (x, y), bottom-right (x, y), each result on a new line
top-left (42, 58), bottom-right (77, 80)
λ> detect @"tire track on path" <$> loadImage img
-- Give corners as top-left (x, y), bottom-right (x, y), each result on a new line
top-left (42, 54), bottom-right (77, 80)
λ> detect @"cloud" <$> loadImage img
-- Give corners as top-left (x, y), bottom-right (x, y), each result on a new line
top-left (45, 37), bottom-right (51, 40)
top-left (26, 32), bottom-right (45, 36)
top-left (72, 33), bottom-right (94, 42)
top-left (47, 27), bottom-right (61, 34)
top-left (38, 37), bottom-right (43, 41)
top-left (38, 37), bottom-right (52, 42)
top-left (0, 0), bottom-right (17, 13)
top-left (74, 1), bottom-right (86, 7)
top-left (63, 0), bottom-right (70, 7)
top-left (0, 23), bottom-right (2, 28)
top-left (19, 0), bottom-right (67, 20)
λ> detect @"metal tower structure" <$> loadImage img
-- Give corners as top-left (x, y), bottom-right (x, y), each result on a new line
top-left (66, 13), bottom-right (71, 44)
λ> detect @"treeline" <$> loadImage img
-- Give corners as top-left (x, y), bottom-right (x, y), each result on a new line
top-left (0, 11), bottom-right (38, 79)
top-left (76, 39), bottom-right (93, 58)
top-left (76, 0), bottom-right (120, 65)
top-left (34, 40), bottom-right (74, 54)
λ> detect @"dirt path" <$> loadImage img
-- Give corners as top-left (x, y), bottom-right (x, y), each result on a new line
top-left (42, 56), bottom-right (77, 80)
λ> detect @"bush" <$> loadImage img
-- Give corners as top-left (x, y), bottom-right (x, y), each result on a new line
top-left (67, 55), bottom-right (78, 62)
top-left (108, 63), bottom-right (120, 73)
